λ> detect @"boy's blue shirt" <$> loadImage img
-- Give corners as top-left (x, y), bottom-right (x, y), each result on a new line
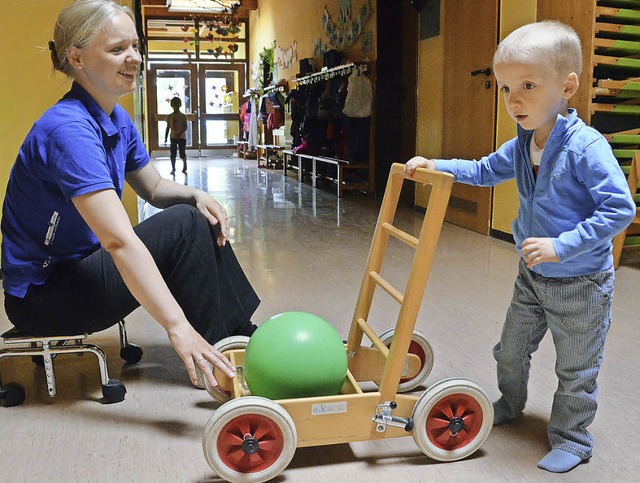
top-left (1, 82), bottom-right (151, 298)
top-left (435, 109), bottom-right (636, 277)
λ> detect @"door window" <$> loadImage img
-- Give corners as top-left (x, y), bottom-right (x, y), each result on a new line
top-left (155, 69), bottom-right (194, 147)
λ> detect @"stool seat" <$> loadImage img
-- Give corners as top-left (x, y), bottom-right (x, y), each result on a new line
top-left (0, 320), bottom-right (141, 407)
top-left (1, 328), bottom-right (87, 344)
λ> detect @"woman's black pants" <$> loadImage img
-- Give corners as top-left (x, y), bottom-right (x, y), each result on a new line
top-left (5, 205), bottom-right (260, 344)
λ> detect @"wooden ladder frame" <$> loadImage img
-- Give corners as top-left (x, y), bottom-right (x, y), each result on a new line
top-left (613, 150), bottom-right (640, 268)
top-left (213, 164), bottom-right (458, 446)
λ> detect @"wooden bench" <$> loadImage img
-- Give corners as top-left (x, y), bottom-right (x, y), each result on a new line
top-left (283, 149), bottom-right (308, 180)
top-left (283, 151), bottom-right (370, 196)
top-left (236, 141), bottom-right (249, 159)
top-left (257, 129), bottom-right (287, 168)
top-left (256, 144), bottom-right (285, 168)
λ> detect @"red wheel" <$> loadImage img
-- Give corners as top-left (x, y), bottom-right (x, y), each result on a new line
top-left (375, 329), bottom-right (434, 392)
top-left (412, 378), bottom-right (493, 462)
top-left (203, 397), bottom-right (297, 482)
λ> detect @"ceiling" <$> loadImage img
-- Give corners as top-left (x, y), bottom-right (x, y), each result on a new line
top-left (141, 0), bottom-right (257, 17)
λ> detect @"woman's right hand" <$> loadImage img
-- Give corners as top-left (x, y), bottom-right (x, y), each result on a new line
top-left (166, 323), bottom-right (236, 388)
top-left (404, 156), bottom-right (436, 176)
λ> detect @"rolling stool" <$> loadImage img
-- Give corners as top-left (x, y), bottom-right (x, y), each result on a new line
top-left (0, 320), bottom-right (143, 407)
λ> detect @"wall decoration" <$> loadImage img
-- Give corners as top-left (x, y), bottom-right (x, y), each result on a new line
top-left (314, 38), bottom-right (328, 57)
top-left (323, 0), bottom-right (371, 49)
top-left (338, 0), bottom-right (351, 23)
top-left (250, 60), bottom-right (261, 86)
top-left (362, 30), bottom-right (372, 53)
top-left (276, 41), bottom-right (297, 70)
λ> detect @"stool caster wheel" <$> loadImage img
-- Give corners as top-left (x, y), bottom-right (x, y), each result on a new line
top-left (102, 379), bottom-right (126, 404)
top-left (1, 383), bottom-right (26, 407)
top-left (120, 344), bottom-right (143, 364)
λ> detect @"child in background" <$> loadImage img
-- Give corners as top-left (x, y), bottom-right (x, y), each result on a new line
top-left (405, 21), bottom-right (635, 473)
top-left (165, 96), bottom-right (188, 174)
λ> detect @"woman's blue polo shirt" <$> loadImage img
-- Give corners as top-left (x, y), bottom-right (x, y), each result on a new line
top-left (1, 82), bottom-right (150, 297)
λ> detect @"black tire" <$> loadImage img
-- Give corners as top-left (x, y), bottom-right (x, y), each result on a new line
top-left (102, 379), bottom-right (126, 404)
top-left (120, 344), bottom-right (143, 364)
top-left (1, 383), bottom-right (26, 407)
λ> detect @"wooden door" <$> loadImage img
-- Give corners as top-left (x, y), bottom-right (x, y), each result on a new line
top-left (441, 0), bottom-right (499, 234)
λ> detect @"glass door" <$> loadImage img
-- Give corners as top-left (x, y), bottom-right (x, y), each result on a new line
top-left (198, 65), bottom-right (245, 148)
top-left (147, 64), bottom-right (198, 152)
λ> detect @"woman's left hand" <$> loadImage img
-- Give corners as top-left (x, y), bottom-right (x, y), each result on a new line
top-left (167, 322), bottom-right (236, 388)
top-left (194, 192), bottom-right (229, 246)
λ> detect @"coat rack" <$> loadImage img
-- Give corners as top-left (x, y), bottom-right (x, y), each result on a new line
top-left (292, 62), bottom-right (368, 86)
top-left (263, 84), bottom-right (286, 93)
top-left (243, 88), bottom-right (260, 98)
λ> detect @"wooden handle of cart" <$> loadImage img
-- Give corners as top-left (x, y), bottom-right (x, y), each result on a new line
top-left (395, 162), bottom-right (454, 189)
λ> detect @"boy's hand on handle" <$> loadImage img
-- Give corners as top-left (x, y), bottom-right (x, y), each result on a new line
top-left (521, 237), bottom-right (559, 268)
top-left (167, 323), bottom-right (236, 388)
top-left (404, 156), bottom-right (436, 176)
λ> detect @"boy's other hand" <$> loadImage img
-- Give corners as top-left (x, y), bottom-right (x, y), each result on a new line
top-left (521, 237), bottom-right (559, 268)
top-left (404, 156), bottom-right (436, 176)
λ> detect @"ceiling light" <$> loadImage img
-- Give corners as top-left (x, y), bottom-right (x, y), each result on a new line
top-left (167, 0), bottom-right (241, 13)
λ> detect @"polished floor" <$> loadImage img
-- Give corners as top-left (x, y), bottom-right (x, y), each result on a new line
top-left (2, 155), bottom-right (639, 482)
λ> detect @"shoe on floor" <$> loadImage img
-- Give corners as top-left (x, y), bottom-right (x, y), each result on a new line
top-left (538, 449), bottom-right (585, 473)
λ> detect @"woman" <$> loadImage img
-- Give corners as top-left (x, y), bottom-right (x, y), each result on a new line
top-left (1, 0), bottom-right (259, 389)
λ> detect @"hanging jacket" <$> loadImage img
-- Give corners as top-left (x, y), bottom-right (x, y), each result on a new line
top-left (343, 71), bottom-right (372, 118)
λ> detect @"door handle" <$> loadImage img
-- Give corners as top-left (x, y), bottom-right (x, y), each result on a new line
top-left (470, 68), bottom-right (491, 77)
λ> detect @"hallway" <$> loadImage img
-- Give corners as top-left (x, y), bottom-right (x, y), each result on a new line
top-left (1, 156), bottom-right (639, 482)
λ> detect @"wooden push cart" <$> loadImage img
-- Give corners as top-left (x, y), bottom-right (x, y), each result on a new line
top-left (202, 164), bottom-right (494, 482)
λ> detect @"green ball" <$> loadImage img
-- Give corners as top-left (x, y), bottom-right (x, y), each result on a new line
top-left (244, 311), bottom-right (347, 399)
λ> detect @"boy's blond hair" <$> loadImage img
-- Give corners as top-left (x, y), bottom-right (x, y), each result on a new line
top-left (493, 20), bottom-right (582, 77)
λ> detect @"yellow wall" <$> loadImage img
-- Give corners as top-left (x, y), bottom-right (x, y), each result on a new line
top-left (414, 3), bottom-right (446, 208)
top-left (492, 1), bottom-right (537, 233)
top-left (0, 0), bottom-right (139, 229)
top-left (248, 0), bottom-right (376, 86)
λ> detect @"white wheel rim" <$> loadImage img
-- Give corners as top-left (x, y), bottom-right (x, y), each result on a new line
top-left (205, 336), bottom-right (251, 402)
top-left (203, 396), bottom-right (297, 483)
top-left (412, 378), bottom-right (493, 462)
top-left (376, 328), bottom-right (434, 392)
top-left (213, 335), bottom-right (251, 352)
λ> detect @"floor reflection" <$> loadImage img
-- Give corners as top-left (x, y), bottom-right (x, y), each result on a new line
top-left (147, 154), bottom-right (379, 239)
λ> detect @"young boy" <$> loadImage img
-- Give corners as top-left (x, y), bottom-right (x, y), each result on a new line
top-left (164, 96), bottom-right (188, 174)
top-left (405, 21), bottom-right (635, 473)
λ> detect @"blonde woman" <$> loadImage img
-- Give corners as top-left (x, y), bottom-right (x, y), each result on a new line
top-left (2, 0), bottom-right (259, 391)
